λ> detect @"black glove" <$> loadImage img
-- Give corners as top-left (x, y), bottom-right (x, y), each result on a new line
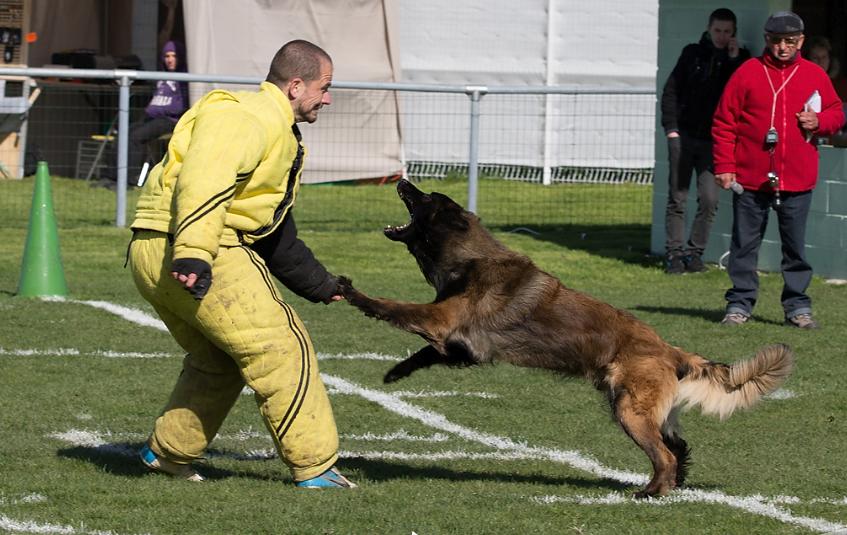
top-left (171, 258), bottom-right (212, 300)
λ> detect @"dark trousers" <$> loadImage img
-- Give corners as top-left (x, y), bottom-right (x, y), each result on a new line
top-left (664, 134), bottom-right (719, 257)
top-left (725, 189), bottom-right (814, 318)
top-left (129, 116), bottom-right (176, 177)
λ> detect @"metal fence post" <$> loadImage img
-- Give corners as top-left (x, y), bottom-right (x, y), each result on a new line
top-left (466, 86), bottom-right (486, 214)
top-left (116, 74), bottom-right (132, 227)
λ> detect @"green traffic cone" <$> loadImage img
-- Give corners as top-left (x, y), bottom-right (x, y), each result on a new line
top-left (17, 161), bottom-right (68, 297)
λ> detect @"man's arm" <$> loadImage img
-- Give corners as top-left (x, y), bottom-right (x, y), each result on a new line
top-left (660, 49), bottom-right (689, 135)
top-left (172, 101), bottom-right (264, 265)
top-left (169, 99), bottom-right (265, 299)
top-left (799, 70), bottom-right (846, 137)
top-left (251, 214), bottom-right (342, 304)
top-left (711, 67), bottom-right (744, 178)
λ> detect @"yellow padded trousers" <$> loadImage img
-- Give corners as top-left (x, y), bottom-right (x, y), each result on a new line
top-left (129, 230), bottom-right (338, 481)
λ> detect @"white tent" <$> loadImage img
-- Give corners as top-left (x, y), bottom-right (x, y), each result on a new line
top-left (396, 0), bottom-right (658, 176)
top-left (183, 0), bottom-right (405, 183)
top-left (183, 0), bottom-right (658, 182)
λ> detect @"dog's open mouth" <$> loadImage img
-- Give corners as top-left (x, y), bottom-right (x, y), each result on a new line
top-left (384, 219), bottom-right (412, 240)
top-left (384, 180), bottom-right (419, 241)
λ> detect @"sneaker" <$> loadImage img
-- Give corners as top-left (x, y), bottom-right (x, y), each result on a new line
top-left (684, 255), bottom-right (707, 273)
top-left (720, 312), bottom-right (749, 326)
top-left (295, 466), bottom-right (357, 489)
top-left (665, 255), bottom-right (685, 275)
top-left (785, 313), bottom-right (819, 329)
top-left (139, 444), bottom-right (205, 482)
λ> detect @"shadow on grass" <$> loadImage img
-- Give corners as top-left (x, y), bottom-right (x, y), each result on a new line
top-left (57, 443), bottom-right (278, 482)
top-left (57, 442), bottom-right (636, 492)
top-left (491, 223), bottom-right (656, 268)
top-left (633, 305), bottom-right (784, 326)
top-left (338, 457), bottom-right (633, 492)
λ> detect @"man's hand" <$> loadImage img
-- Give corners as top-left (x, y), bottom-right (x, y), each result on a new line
top-left (324, 277), bottom-right (347, 303)
top-left (728, 37), bottom-right (740, 59)
top-left (797, 110), bottom-right (819, 133)
top-left (171, 258), bottom-right (212, 300)
top-left (715, 172), bottom-right (737, 190)
top-left (666, 131), bottom-right (680, 139)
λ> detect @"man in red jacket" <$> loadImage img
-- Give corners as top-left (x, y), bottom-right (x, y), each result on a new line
top-left (712, 11), bottom-right (844, 328)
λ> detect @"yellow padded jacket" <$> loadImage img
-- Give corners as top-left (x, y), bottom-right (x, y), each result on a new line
top-left (132, 81), bottom-right (306, 266)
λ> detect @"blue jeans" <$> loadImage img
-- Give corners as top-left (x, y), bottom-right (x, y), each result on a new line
top-left (725, 189), bottom-right (813, 318)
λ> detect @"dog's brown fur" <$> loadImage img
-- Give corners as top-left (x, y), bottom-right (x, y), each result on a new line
top-left (338, 179), bottom-right (794, 498)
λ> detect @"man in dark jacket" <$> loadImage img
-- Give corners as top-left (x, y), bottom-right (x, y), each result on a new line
top-left (661, 8), bottom-right (749, 273)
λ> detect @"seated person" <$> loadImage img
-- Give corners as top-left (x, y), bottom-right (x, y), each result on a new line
top-left (129, 40), bottom-right (188, 179)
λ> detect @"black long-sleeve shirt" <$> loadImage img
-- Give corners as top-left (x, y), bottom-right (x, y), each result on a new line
top-left (251, 214), bottom-right (338, 304)
top-left (661, 32), bottom-right (750, 140)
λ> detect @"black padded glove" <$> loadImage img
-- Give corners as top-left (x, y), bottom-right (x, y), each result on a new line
top-left (171, 258), bottom-right (212, 300)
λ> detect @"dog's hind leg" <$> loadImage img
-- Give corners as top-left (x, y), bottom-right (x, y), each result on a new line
top-left (384, 345), bottom-right (447, 383)
top-left (661, 408), bottom-right (691, 488)
top-left (613, 391), bottom-right (678, 498)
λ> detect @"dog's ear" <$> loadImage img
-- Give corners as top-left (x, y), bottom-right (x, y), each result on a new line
top-left (443, 212), bottom-right (470, 232)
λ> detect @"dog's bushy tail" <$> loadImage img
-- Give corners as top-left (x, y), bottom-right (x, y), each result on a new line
top-left (676, 343), bottom-right (794, 420)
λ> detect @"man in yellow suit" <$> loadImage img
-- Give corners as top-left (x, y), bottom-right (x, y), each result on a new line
top-left (128, 40), bottom-right (355, 488)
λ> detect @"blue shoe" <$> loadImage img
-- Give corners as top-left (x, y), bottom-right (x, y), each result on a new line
top-left (140, 444), bottom-right (205, 482)
top-left (295, 466), bottom-right (357, 488)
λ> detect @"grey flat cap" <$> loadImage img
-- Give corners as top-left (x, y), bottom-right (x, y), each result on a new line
top-left (764, 11), bottom-right (804, 34)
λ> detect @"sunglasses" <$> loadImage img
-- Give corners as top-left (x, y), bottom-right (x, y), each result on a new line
top-left (766, 35), bottom-right (802, 47)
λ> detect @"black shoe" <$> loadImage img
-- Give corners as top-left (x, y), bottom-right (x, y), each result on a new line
top-left (665, 255), bottom-right (685, 274)
top-left (684, 255), bottom-right (707, 273)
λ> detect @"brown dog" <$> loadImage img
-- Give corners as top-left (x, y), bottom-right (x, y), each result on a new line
top-left (338, 179), bottom-right (794, 497)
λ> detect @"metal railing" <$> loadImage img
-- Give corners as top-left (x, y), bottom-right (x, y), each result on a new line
top-left (0, 67), bottom-right (655, 227)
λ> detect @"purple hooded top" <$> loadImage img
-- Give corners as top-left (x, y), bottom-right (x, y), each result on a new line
top-left (145, 40), bottom-right (189, 121)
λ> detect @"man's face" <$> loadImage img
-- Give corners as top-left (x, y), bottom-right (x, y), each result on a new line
top-left (808, 45), bottom-right (830, 71)
top-left (164, 51), bottom-right (177, 71)
top-left (291, 60), bottom-right (333, 123)
top-left (708, 20), bottom-right (735, 49)
top-left (765, 33), bottom-right (804, 62)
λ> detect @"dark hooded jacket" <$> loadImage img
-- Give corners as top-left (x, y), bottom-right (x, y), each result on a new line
top-left (145, 40), bottom-right (189, 121)
top-left (661, 32), bottom-right (750, 140)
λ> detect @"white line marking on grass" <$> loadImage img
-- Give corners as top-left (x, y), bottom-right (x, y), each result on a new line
top-left (390, 390), bottom-right (499, 399)
top-left (342, 430), bottom-right (450, 442)
top-left (318, 353), bottom-right (402, 362)
top-left (0, 494), bottom-right (47, 506)
top-left (57, 298), bottom-right (168, 331)
top-left (764, 388), bottom-right (796, 400)
top-left (0, 348), bottom-right (175, 359)
top-left (322, 374), bottom-right (846, 534)
top-left (222, 428), bottom-right (266, 441)
top-left (340, 450), bottom-right (557, 462)
top-left (0, 348), bottom-right (80, 357)
top-left (0, 514), bottom-right (143, 535)
top-left (48, 430), bottom-right (138, 457)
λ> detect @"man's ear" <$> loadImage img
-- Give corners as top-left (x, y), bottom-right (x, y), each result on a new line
top-left (287, 78), bottom-right (304, 100)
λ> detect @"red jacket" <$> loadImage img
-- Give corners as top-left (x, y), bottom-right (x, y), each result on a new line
top-left (712, 51), bottom-right (845, 192)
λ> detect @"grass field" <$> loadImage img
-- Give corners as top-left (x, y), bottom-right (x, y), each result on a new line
top-left (1, 177), bottom-right (846, 534)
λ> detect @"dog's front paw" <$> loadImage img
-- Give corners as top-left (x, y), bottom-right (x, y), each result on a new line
top-left (337, 279), bottom-right (380, 314)
top-left (383, 361), bottom-right (413, 383)
top-left (337, 276), bottom-right (355, 296)
top-left (337, 276), bottom-right (368, 304)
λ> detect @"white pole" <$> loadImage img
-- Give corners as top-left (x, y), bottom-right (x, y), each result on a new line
top-left (542, 0), bottom-right (557, 186)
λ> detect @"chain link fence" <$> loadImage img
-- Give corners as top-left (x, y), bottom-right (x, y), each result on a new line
top-left (0, 69), bottom-right (655, 234)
